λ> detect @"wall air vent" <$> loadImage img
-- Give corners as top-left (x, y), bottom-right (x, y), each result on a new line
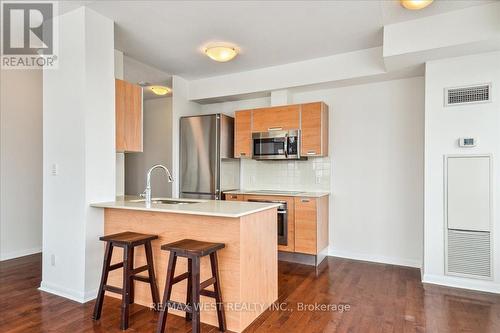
top-left (447, 229), bottom-right (492, 279)
top-left (445, 83), bottom-right (491, 106)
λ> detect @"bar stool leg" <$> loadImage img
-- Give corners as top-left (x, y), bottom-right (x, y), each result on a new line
top-left (145, 241), bottom-right (160, 308)
top-left (121, 246), bottom-right (132, 330)
top-left (93, 242), bottom-right (113, 320)
top-left (185, 258), bottom-right (192, 322)
top-left (210, 252), bottom-right (226, 332)
top-left (129, 247), bottom-right (135, 304)
top-left (191, 256), bottom-right (201, 333)
top-left (156, 252), bottom-right (177, 333)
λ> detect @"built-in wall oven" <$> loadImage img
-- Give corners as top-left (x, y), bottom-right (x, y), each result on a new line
top-left (248, 199), bottom-right (288, 245)
top-left (252, 129), bottom-right (301, 160)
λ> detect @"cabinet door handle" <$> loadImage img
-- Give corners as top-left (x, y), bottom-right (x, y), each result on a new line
top-left (307, 150), bottom-right (316, 155)
top-left (301, 198), bottom-right (310, 203)
top-left (240, 152), bottom-right (246, 156)
top-left (268, 127), bottom-right (283, 131)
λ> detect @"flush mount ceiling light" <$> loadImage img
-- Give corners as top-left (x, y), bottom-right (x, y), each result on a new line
top-left (401, 0), bottom-right (433, 10)
top-left (150, 86), bottom-right (171, 96)
top-left (204, 44), bottom-right (239, 62)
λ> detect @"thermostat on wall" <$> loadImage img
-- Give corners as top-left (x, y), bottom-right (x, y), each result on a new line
top-left (458, 137), bottom-right (477, 148)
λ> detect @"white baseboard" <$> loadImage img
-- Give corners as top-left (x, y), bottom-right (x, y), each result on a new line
top-left (328, 247), bottom-right (422, 269)
top-left (422, 274), bottom-right (500, 294)
top-left (39, 281), bottom-right (98, 303)
top-left (0, 247), bottom-right (42, 261)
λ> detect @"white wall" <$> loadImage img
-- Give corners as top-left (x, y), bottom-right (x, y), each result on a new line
top-left (0, 69), bottom-right (43, 260)
top-left (125, 97), bottom-right (173, 196)
top-left (189, 47), bottom-right (385, 102)
top-left (383, 2), bottom-right (500, 71)
top-left (424, 51), bottom-right (500, 293)
top-left (41, 7), bottom-right (115, 302)
top-left (199, 96), bottom-right (270, 117)
top-left (200, 77), bottom-right (425, 268)
top-left (293, 77), bottom-right (424, 268)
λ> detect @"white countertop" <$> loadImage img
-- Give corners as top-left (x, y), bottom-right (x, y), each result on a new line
top-left (90, 197), bottom-right (280, 218)
top-left (224, 189), bottom-right (330, 198)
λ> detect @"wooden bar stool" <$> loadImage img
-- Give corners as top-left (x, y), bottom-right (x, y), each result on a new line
top-left (93, 231), bottom-right (160, 330)
top-left (156, 239), bottom-right (226, 333)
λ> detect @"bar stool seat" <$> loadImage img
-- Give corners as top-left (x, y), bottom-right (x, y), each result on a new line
top-left (93, 231), bottom-right (160, 330)
top-left (156, 239), bottom-right (226, 333)
top-left (100, 231), bottom-right (158, 245)
top-left (161, 239), bottom-right (225, 257)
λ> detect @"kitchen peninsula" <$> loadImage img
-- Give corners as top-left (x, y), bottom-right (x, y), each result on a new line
top-left (91, 198), bottom-right (280, 333)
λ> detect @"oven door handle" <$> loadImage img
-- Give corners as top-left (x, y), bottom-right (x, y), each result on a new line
top-left (284, 133), bottom-right (288, 158)
top-left (279, 210), bottom-right (288, 246)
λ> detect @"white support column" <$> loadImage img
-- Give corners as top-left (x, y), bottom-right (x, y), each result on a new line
top-left (41, 7), bottom-right (115, 302)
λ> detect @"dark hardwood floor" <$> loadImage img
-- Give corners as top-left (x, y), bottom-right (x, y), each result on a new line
top-left (1, 253), bottom-right (499, 332)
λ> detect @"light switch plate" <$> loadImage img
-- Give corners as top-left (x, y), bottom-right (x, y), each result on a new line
top-left (51, 163), bottom-right (59, 176)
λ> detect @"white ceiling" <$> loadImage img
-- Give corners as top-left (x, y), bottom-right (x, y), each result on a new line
top-left (123, 56), bottom-right (172, 99)
top-left (81, 0), bottom-right (493, 80)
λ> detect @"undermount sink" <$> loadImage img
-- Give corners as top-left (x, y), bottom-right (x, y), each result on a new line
top-left (129, 199), bottom-right (197, 205)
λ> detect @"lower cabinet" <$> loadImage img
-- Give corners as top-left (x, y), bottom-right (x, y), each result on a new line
top-left (294, 197), bottom-right (317, 254)
top-left (223, 192), bottom-right (329, 255)
top-left (225, 193), bottom-right (244, 201)
top-left (294, 196), bottom-right (329, 255)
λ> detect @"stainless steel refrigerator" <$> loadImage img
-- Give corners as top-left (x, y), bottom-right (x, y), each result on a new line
top-left (180, 114), bottom-right (240, 200)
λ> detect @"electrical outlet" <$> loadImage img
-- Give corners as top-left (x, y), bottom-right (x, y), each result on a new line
top-left (250, 175), bottom-right (256, 184)
top-left (51, 254), bottom-right (56, 266)
top-left (315, 176), bottom-right (321, 184)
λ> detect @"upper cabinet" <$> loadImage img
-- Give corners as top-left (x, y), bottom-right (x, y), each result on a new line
top-left (300, 102), bottom-right (328, 157)
top-left (233, 102), bottom-right (329, 158)
top-left (115, 79), bottom-right (143, 152)
top-left (234, 110), bottom-right (252, 158)
top-left (252, 105), bottom-right (300, 132)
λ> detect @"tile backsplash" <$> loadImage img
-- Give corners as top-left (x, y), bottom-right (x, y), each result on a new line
top-left (240, 157), bottom-right (331, 192)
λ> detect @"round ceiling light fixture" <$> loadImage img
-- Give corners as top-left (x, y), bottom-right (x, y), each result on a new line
top-left (401, 0), bottom-right (433, 10)
top-left (150, 86), bottom-right (172, 96)
top-left (204, 44), bottom-right (239, 62)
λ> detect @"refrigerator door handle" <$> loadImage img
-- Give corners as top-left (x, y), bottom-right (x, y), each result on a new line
top-left (215, 115), bottom-right (220, 200)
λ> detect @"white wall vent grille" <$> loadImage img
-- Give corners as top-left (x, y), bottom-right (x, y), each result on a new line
top-left (445, 84), bottom-right (491, 106)
top-left (447, 229), bottom-right (491, 279)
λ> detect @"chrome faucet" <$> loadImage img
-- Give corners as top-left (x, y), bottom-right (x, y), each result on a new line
top-left (142, 164), bottom-right (174, 204)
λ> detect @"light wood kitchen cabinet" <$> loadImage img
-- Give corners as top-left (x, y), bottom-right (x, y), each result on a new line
top-left (225, 193), bottom-right (244, 201)
top-left (251, 105), bottom-right (300, 133)
top-left (225, 192), bottom-right (330, 257)
top-left (234, 110), bottom-right (252, 158)
top-left (233, 102), bottom-right (329, 159)
top-left (115, 78), bottom-right (143, 152)
top-left (294, 196), bottom-right (329, 255)
top-left (300, 102), bottom-right (328, 157)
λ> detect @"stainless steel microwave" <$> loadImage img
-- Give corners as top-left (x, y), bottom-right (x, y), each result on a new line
top-left (252, 129), bottom-right (301, 160)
